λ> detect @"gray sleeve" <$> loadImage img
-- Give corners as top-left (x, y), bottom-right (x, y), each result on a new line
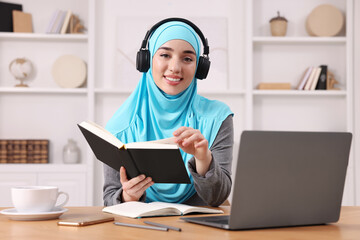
top-left (187, 114), bottom-right (234, 207)
top-left (103, 165), bottom-right (146, 206)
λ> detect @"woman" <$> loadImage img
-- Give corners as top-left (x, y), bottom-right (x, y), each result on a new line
top-left (103, 18), bottom-right (234, 207)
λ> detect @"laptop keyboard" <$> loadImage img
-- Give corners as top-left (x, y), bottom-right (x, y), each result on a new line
top-left (202, 215), bottom-right (230, 224)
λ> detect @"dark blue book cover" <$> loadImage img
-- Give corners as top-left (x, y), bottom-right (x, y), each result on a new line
top-left (315, 65), bottom-right (328, 90)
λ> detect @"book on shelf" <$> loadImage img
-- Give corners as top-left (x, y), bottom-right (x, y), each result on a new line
top-left (102, 201), bottom-right (224, 218)
top-left (27, 140), bottom-right (49, 164)
top-left (297, 66), bottom-right (313, 90)
top-left (12, 10), bottom-right (33, 33)
top-left (0, 139), bottom-right (49, 164)
top-left (0, 2), bottom-right (22, 32)
top-left (304, 67), bottom-right (318, 90)
top-left (257, 82), bottom-right (291, 90)
top-left (78, 121), bottom-right (191, 184)
top-left (50, 10), bottom-right (63, 33)
top-left (46, 10), bottom-right (60, 33)
top-left (46, 9), bottom-right (82, 34)
top-left (54, 11), bottom-right (67, 33)
top-left (309, 67), bottom-right (322, 90)
top-left (48, 10), bottom-right (67, 34)
top-left (300, 66), bottom-right (329, 91)
top-left (60, 10), bottom-right (72, 34)
top-left (315, 65), bottom-right (328, 90)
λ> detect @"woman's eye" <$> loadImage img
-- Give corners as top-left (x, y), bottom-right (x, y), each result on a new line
top-left (160, 53), bottom-right (170, 58)
top-left (184, 57), bottom-right (193, 62)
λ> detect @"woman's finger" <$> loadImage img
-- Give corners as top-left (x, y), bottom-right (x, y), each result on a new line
top-left (173, 126), bottom-right (188, 136)
top-left (181, 132), bottom-right (204, 146)
top-left (132, 177), bottom-right (154, 194)
top-left (119, 166), bottom-right (128, 183)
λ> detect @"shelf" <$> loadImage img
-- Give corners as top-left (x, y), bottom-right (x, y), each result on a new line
top-left (253, 37), bottom-right (346, 44)
top-left (94, 88), bottom-right (132, 94)
top-left (0, 87), bottom-right (87, 94)
top-left (0, 164), bottom-right (88, 173)
top-left (0, 32), bottom-right (88, 41)
top-left (252, 90), bottom-right (347, 96)
top-left (199, 90), bottom-right (245, 95)
top-left (94, 88), bottom-right (246, 95)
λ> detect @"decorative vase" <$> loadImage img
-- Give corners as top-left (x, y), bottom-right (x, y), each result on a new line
top-left (63, 139), bottom-right (80, 164)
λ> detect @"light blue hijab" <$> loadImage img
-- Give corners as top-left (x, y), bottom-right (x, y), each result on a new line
top-left (106, 21), bottom-right (233, 203)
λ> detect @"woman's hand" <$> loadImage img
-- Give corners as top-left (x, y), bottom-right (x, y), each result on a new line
top-left (120, 166), bottom-right (154, 202)
top-left (173, 127), bottom-right (212, 176)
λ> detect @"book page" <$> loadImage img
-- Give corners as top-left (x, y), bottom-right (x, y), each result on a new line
top-left (79, 121), bottom-right (124, 149)
top-left (125, 137), bottom-right (178, 149)
top-left (149, 202), bottom-right (224, 215)
top-left (102, 202), bottom-right (181, 218)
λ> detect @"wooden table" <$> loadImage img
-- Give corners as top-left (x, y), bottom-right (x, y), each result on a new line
top-left (1, 206), bottom-right (360, 240)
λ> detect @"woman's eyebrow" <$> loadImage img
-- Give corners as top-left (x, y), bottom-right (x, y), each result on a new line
top-left (158, 47), bottom-right (196, 55)
top-left (183, 50), bottom-right (196, 55)
top-left (158, 47), bottom-right (173, 51)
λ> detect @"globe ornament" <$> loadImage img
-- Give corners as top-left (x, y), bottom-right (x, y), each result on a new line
top-left (9, 58), bottom-right (33, 87)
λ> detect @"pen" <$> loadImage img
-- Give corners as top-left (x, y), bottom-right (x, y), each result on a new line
top-left (144, 221), bottom-right (182, 232)
top-left (113, 222), bottom-right (168, 231)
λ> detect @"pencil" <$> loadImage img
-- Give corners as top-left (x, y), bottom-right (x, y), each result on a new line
top-left (144, 221), bottom-right (182, 232)
top-left (113, 222), bottom-right (168, 231)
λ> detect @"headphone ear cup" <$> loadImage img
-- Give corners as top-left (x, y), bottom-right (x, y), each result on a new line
top-left (195, 56), bottom-right (211, 80)
top-left (136, 49), bottom-right (150, 72)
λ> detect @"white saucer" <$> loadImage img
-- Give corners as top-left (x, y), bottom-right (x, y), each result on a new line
top-left (0, 207), bottom-right (68, 221)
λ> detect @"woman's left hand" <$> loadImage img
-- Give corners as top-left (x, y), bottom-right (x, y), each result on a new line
top-left (173, 127), bottom-right (212, 176)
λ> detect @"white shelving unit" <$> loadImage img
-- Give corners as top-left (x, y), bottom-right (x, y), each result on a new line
top-left (0, 0), bottom-right (95, 206)
top-left (1, 0), bottom-right (356, 206)
top-left (246, 0), bottom-right (354, 205)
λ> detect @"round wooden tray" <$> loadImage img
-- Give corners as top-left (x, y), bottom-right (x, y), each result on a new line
top-left (52, 55), bottom-right (87, 88)
top-left (306, 4), bottom-right (344, 37)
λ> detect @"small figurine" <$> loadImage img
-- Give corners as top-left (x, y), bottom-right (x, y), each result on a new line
top-left (327, 71), bottom-right (340, 90)
top-left (269, 11), bottom-right (288, 36)
top-left (70, 15), bottom-right (85, 34)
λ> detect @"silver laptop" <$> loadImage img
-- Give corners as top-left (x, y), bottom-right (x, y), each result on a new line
top-left (181, 130), bottom-right (352, 230)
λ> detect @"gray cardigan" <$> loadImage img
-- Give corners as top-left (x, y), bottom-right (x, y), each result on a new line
top-left (103, 114), bottom-right (233, 207)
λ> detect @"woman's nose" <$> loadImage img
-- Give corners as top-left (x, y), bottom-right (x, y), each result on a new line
top-left (169, 58), bottom-right (181, 73)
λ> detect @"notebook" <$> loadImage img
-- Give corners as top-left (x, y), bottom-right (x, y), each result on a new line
top-left (181, 130), bottom-right (352, 230)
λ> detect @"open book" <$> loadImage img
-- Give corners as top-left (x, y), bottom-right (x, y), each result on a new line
top-left (78, 121), bottom-right (190, 183)
top-left (102, 201), bottom-right (224, 218)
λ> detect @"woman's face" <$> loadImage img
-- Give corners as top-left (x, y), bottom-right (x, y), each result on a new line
top-left (152, 39), bottom-right (197, 95)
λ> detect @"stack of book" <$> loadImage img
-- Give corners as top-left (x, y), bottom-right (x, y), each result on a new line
top-left (0, 139), bottom-right (49, 164)
top-left (45, 9), bottom-right (73, 34)
top-left (296, 65), bottom-right (328, 90)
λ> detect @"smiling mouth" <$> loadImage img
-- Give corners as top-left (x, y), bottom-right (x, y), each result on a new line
top-left (164, 76), bottom-right (182, 82)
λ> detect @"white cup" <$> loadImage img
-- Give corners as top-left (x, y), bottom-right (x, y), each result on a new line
top-left (11, 186), bottom-right (69, 213)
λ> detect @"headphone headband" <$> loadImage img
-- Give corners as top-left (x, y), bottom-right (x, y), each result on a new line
top-left (140, 17), bottom-right (209, 55)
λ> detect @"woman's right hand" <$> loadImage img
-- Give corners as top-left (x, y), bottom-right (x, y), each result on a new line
top-left (120, 166), bottom-right (154, 202)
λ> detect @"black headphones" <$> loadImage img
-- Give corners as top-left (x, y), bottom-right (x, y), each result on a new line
top-left (136, 17), bottom-right (210, 80)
